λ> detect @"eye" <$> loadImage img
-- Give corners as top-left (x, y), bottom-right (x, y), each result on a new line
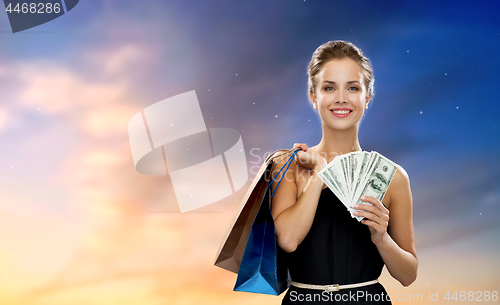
top-left (325, 86), bottom-right (334, 91)
top-left (348, 86), bottom-right (359, 91)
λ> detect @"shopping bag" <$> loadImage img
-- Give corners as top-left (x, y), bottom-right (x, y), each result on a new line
top-left (233, 148), bottom-right (299, 295)
top-left (214, 148), bottom-right (297, 273)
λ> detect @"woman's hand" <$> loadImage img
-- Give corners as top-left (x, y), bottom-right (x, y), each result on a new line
top-left (353, 195), bottom-right (390, 245)
top-left (291, 143), bottom-right (327, 173)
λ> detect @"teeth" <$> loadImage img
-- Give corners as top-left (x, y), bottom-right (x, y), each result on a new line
top-left (332, 110), bottom-right (350, 114)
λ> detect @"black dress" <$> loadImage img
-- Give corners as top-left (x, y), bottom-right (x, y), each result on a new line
top-left (280, 188), bottom-right (392, 304)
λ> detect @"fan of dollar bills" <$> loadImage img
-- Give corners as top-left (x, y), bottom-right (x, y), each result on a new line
top-left (317, 151), bottom-right (398, 222)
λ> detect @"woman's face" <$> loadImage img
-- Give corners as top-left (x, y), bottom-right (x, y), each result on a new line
top-left (311, 58), bottom-right (370, 131)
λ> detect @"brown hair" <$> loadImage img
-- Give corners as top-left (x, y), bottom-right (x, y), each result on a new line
top-left (307, 40), bottom-right (374, 99)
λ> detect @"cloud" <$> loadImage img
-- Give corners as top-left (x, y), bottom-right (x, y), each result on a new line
top-left (0, 37), bottom-right (263, 304)
top-left (0, 107), bottom-right (7, 131)
top-left (19, 63), bottom-right (122, 112)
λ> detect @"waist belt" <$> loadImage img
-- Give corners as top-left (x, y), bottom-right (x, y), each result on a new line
top-left (287, 278), bottom-right (379, 292)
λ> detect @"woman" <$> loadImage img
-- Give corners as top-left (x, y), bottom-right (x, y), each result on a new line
top-left (270, 40), bottom-right (417, 304)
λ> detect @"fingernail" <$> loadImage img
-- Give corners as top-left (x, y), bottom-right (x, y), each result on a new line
top-left (361, 196), bottom-right (366, 200)
top-left (354, 204), bottom-right (359, 208)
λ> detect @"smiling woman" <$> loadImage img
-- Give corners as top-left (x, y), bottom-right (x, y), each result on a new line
top-left (269, 40), bottom-right (417, 304)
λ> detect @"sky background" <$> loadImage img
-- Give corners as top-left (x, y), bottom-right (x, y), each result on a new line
top-left (0, 0), bottom-right (499, 304)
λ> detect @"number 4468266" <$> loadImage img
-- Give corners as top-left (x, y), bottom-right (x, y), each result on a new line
top-left (5, 2), bottom-right (61, 14)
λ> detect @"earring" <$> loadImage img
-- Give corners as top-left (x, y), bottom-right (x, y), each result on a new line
top-left (365, 104), bottom-right (369, 109)
top-left (313, 103), bottom-right (317, 109)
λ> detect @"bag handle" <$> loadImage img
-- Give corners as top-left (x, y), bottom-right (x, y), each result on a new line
top-left (265, 149), bottom-right (293, 164)
top-left (268, 148), bottom-right (301, 198)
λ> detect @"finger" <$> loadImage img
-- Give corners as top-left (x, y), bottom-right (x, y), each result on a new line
top-left (353, 203), bottom-right (385, 220)
top-left (360, 219), bottom-right (386, 233)
top-left (353, 203), bottom-right (389, 219)
top-left (293, 144), bottom-right (308, 159)
top-left (295, 151), bottom-right (315, 170)
top-left (353, 210), bottom-right (376, 221)
top-left (293, 143), bottom-right (308, 151)
top-left (358, 205), bottom-right (389, 223)
top-left (353, 210), bottom-right (388, 227)
top-left (360, 196), bottom-right (389, 213)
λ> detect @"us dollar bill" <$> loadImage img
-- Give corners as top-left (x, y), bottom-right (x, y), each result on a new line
top-left (319, 163), bottom-right (346, 204)
top-left (350, 153), bottom-right (398, 221)
top-left (318, 170), bottom-right (346, 205)
top-left (316, 151), bottom-right (398, 222)
top-left (350, 152), bottom-right (368, 202)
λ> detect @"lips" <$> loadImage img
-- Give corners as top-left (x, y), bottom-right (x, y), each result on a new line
top-left (330, 108), bottom-right (353, 118)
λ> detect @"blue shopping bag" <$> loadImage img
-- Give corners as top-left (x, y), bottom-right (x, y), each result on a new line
top-left (233, 148), bottom-right (300, 295)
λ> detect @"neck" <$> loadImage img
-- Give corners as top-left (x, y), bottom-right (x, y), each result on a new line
top-left (314, 124), bottom-right (362, 163)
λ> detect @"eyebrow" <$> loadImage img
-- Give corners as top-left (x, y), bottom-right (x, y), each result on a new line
top-left (323, 80), bottom-right (360, 84)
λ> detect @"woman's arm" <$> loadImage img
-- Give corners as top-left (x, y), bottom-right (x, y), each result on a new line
top-left (270, 149), bottom-right (326, 253)
top-left (353, 166), bottom-right (418, 286)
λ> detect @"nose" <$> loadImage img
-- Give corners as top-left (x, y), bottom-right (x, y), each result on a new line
top-left (336, 90), bottom-right (347, 104)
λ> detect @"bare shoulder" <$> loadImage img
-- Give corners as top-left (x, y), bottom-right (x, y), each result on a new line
top-left (393, 165), bottom-right (410, 187)
top-left (386, 164), bottom-right (412, 209)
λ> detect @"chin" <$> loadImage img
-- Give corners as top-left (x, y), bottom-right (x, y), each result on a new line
top-left (325, 123), bottom-right (358, 131)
